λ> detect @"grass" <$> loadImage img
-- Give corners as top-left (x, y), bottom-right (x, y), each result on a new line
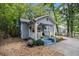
top-left (0, 37), bottom-right (64, 56)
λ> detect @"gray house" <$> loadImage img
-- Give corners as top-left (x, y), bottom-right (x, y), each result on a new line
top-left (20, 15), bottom-right (56, 40)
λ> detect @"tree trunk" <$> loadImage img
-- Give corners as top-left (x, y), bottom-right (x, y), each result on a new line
top-left (18, 16), bottom-right (21, 37)
top-left (52, 4), bottom-right (59, 35)
top-left (66, 3), bottom-right (71, 37)
top-left (69, 4), bottom-right (74, 37)
top-left (67, 19), bottom-right (70, 37)
top-left (70, 19), bottom-right (74, 37)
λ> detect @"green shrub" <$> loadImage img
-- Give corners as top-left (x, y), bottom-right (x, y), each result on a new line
top-left (40, 36), bottom-right (44, 39)
top-left (36, 39), bottom-right (44, 46)
top-left (32, 39), bottom-right (37, 45)
top-left (27, 38), bottom-right (44, 47)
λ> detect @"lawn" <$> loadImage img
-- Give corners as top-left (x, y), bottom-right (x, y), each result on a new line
top-left (0, 38), bottom-right (64, 56)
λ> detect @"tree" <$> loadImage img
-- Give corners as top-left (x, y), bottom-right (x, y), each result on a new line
top-left (43, 3), bottom-right (60, 35)
top-left (0, 4), bottom-right (29, 37)
top-left (61, 3), bottom-right (79, 37)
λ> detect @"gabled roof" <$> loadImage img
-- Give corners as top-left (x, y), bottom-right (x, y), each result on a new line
top-left (35, 15), bottom-right (56, 24)
top-left (20, 15), bottom-right (56, 24)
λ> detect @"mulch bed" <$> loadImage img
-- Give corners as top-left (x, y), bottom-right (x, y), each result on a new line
top-left (0, 38), bottom-right (64, 56)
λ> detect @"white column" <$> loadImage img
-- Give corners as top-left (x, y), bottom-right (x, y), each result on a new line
top-left (35, 23), bottom-right (38, 40)
top-left (47, 26), bottom-right (49, 36)
top-left (29, 28), bottom-right (30, 37)
top-left (53, 26), bottom-right (56, 36)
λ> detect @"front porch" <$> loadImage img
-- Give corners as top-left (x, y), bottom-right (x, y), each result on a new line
top-left (29, 22), bottom-right (56, 40)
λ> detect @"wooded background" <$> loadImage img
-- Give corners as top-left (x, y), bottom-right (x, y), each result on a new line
top-left (0, 3), bottom-right (79, 38)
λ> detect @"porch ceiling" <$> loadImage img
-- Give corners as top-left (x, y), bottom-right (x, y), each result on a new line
top-left (38, 23), bottom-right (53, 26)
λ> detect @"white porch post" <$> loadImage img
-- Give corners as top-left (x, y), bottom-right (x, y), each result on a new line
top-left (29, 29), bottom-right (30, 37)
top-left (35, 23), bottom-right (38, 40)
top-left (53, 26), bottom-right (56, 36)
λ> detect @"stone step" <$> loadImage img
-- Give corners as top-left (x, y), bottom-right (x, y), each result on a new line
top-left (43, 40), bottom-right (54, 45)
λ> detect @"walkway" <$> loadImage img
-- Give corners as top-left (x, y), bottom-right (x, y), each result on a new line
top-left (49, 37), bottom-right (79, 56)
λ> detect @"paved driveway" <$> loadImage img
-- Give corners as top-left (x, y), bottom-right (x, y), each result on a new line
top-left (48, 37), bottom-right (79, 56)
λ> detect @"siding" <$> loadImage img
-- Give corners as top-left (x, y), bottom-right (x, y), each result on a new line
top-left (36, 17), bottom-right (56, 36)
top-left (36, 17), bottom-right (54, 26)
top-left (21, 22), bottom-right (29, 39)
top-left (20, 16), bottom-right (56, 39)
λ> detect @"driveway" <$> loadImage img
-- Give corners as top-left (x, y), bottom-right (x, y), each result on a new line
top-left (48, 37), bottom-right (79, 56)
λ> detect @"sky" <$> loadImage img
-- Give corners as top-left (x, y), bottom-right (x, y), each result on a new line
top-left (33, 3), bottom-right (61, 7)
top-left (32, 3), bottom-right (61, 8)
top-left (54, 3), bottom-right (61, 8)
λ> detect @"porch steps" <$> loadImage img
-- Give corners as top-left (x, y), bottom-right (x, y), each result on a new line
top-left (43, 39), bottom-right (54, 45)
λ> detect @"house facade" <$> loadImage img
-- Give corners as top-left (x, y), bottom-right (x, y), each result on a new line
top-left (20, 15), bottom-right (56, 40)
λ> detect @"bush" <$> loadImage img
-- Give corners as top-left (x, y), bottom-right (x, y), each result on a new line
top-left (27, 38), bottom-right (44, 47)
top-left (40, 36), bottom-right (44, 39)
top-left (27, 39), bottom-right (36, 47)
top-left (36, 39), bottom-right (44, 46)
top-left (32, 39), bottom-right (37, 45)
